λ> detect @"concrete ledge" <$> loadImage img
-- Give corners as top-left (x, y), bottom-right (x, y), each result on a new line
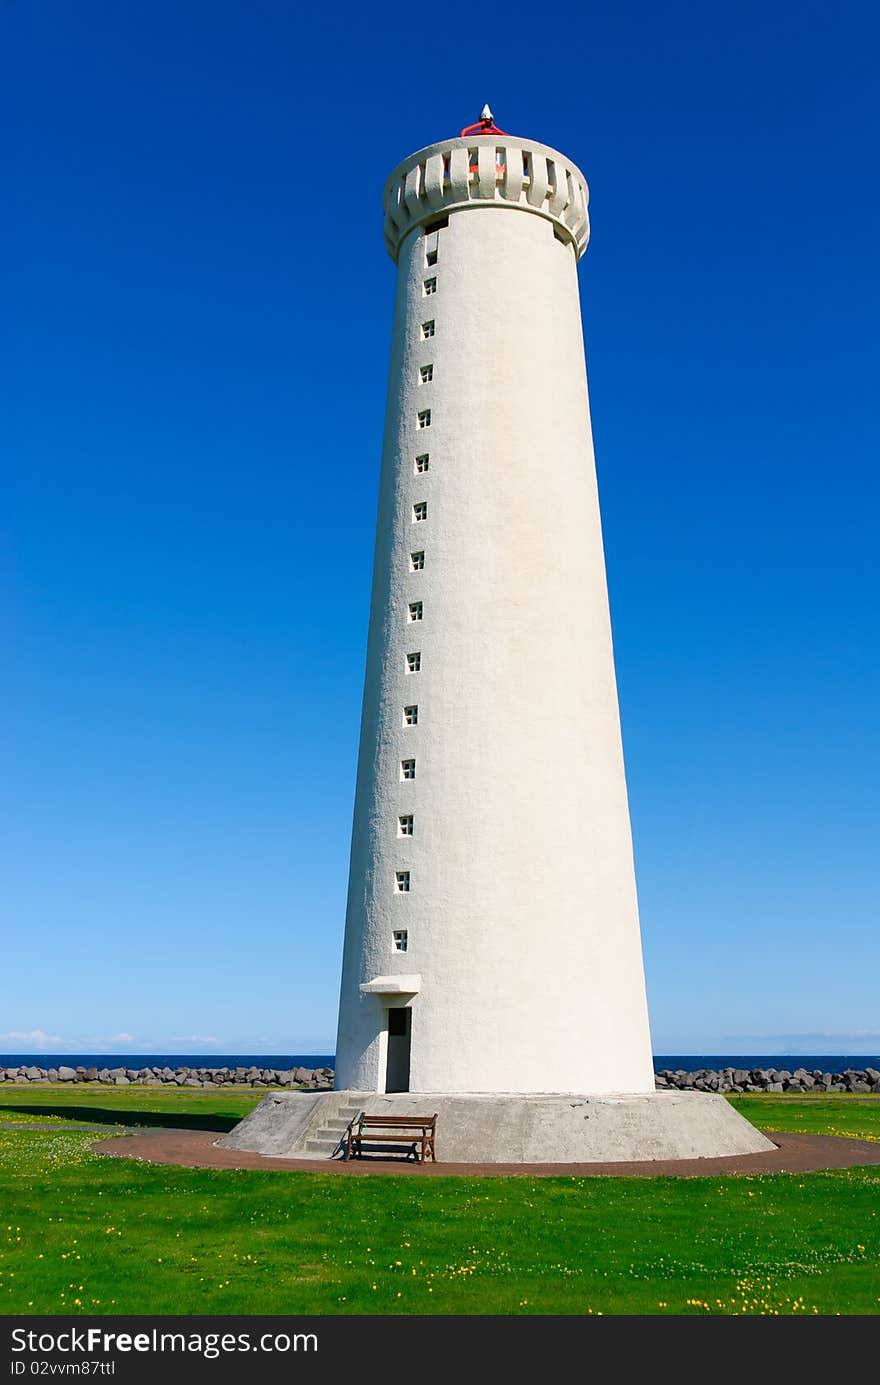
top-left (358, 975), bottom-right (421, 995)
top-left (220, 1090), bottom-right (775, 1164)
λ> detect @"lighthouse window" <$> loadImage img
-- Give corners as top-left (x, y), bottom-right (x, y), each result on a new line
top-left (403, 704), bottom-right (419, 725)
top-left (425, 249), bottom-right (438, 267)
top-left (393, 930), bottom-right (408, 953)
top-left (423, 277), bottom-right (437, 295)
top-left (417, 409), bottom-right (431, 429)
top-left (398, 815), bottom-right (414, 837)
top-left (414, 454), bottom-right (429, 474)
top-left (410, 550), bottom-right (425, 571)
top-left (406, 652), bottom-right (421, 673)
top-left (412, 501), bottom-right (428, 522)
top-left (400, 759), bottom-right (416, 780)
top-left (408, 601), bottom-right (423, 622)
top-left (395, 871), bottom-right (411, 892)
top-left (419, 364), bottom-right (434, 384)
top-left (422, 320), bottom-right (435, 339)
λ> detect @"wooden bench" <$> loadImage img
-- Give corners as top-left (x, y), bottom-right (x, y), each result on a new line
top-left (344, 1112), bottom-right (437, 1163)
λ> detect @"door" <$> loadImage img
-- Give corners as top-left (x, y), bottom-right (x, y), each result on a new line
top-left (384, 1007), bottom-right (411, 1093)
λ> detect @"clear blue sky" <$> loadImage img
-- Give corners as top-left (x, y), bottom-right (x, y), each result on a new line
top-left (2, 2), bottom-right (878, 1057)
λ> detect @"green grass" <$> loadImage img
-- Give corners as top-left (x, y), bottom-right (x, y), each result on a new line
top-left (0, 1084), bottom-right (261, 1130)
top-left (729, 1095), bottom-right (880, 1142)
top-left (1, 1088), bottom-right (878, 1316)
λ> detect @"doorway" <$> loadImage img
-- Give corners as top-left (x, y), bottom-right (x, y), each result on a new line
top-left (384, 1007), bottom-right (411, 1093)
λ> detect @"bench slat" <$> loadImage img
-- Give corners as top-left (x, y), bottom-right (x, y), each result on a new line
top-left (359, 1116), bottom-right (436, 1127)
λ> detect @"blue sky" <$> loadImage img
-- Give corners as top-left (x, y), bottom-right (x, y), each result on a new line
top-left (2, 1), bottom-right (878, 1057)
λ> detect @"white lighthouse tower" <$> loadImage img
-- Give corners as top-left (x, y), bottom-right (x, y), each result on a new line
top-left (223, 110), bottom-right (774, 1162)
top-left (334, 109), bottom-right (655, 1097)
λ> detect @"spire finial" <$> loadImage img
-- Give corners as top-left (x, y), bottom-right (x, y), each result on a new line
top-left (459, 105), bottom-right (507, 137)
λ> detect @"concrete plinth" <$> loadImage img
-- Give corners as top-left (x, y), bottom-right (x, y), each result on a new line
top-left (219, 1090), bottom-right (774, 1164)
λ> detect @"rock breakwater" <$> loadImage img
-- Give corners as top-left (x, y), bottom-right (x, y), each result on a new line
top-left (655, 1065), bottom-right (880, 1094)
top-left (0, 1064), bottom-right (334, 1088)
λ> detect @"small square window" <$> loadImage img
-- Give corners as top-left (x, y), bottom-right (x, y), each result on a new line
top-left (423, 277), bottom-right (437, 296)
top-left (413, 501), bottom-right (427, 522)
top-left (406, 652), bottom-right (421, 673)
top-left (393, 929), bottom-right (408, 952)
top-left (395, 870), bottom-right (411, 892)
top-left (419, 364), bottom-right (433, 384)
top-left (417, 409), bottom-right (431, 429)
top-left (398, 814), bottom-right (414, 837)
top-left (414, 454), bottom-right (429, 474)
top-left (422, 320), bottom-right (435, 339)
top-left (410, 550), bottom-right (425, 571)
top-left (403, 704), bottom-right (418, 725)
top-left (425, 249), bottom-right (438, 267)
top-left (408, 601), bottom-right (423, 622)
top-left (400, 759), bottom-right (416, 780)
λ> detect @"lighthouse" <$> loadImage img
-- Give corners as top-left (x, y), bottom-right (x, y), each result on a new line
top-left (334, 109), bottom-right (656, 1096)
top-left (223, 110), bottom-right (773, 1160)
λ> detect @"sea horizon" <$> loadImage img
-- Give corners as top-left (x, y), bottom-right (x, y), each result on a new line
top-left (2, 1051), bottom-right (879, 1074)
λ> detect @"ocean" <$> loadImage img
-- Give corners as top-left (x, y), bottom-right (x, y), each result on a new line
top-left (0, 1054), bottom-right (335, 1070)
top-left (2, 1052), bottom-right (878, 1073)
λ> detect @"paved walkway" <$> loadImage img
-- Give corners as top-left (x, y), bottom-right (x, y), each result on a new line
top-left (91, 1127), bottom-right (880, 1178)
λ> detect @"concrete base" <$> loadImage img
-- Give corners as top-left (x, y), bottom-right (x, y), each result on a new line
top-left (218, 1089), bottom-right (775, 1164)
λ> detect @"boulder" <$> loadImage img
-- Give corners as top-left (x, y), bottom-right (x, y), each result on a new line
top-left (57, 1066), bottom-right (76, 1082)
top-left (24, 1065), bottom-right (42, 1080)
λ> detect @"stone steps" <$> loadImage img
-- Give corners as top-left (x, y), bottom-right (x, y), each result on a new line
top-left (303, 1102), bottom-right (364, 1157)
top-left (304, 1134), bottom-right (346, 1154)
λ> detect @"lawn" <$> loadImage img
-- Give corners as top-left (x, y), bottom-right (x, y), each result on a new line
top-left (1, 1088), bottom-right (878, 1316)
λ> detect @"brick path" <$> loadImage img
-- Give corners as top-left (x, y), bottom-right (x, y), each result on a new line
top-left (91, 1127), bottom-right (880, 1178)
